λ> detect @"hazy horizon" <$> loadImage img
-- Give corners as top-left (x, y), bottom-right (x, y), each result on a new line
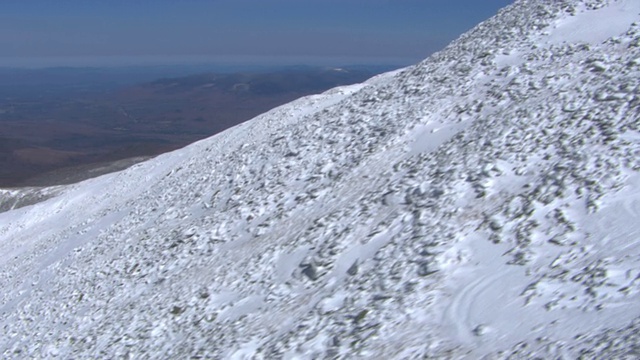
top-left (0, 0), bottom-right (513, 69)
top-left (0, 54), bottom-right (417, 70)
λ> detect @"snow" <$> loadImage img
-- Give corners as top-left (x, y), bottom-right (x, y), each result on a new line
top-left (440, 173), bottom-right (640, 357)
top-left (409, 119), bottom-right (471, 155)
top-left (545, 0), bottom-right (640, 45)
top-left (1, 0), bottom-right (640, 358)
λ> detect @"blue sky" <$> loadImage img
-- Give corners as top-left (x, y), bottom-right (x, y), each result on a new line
top-left (0, 0), bottom-right (513, 67)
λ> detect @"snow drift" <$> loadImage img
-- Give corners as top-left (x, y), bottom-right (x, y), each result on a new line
top-left (1, 0), bottom-right (640, 358)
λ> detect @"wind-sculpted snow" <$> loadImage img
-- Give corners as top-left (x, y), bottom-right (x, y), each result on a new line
top-left (1, 0), bottom-right (640, 358)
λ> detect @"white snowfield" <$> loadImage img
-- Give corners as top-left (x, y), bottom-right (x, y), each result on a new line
top-left (1, 0), bottom-right (640, 358)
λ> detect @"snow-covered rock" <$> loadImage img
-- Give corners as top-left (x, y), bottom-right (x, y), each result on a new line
top-left (1, 0), bottom-right (640, 358)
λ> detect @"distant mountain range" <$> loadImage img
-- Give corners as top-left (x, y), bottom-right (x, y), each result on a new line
top-left (0, 66), bottom-right (391, 186)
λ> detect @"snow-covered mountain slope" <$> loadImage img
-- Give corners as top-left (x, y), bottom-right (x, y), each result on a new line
top-left (2, 0), bottom-right (640, 358)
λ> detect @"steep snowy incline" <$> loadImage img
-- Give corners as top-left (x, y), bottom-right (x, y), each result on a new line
top-left (1, 0), bottom-right (640, 358)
